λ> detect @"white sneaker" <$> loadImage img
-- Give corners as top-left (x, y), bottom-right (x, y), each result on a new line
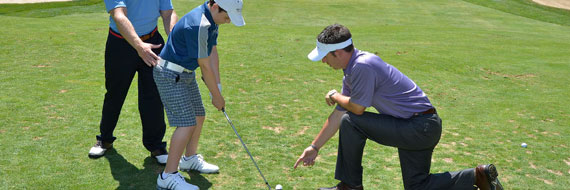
top-left (157, 172), bottom-right (199, 190)
top-left (179, 154), bottom-right (219, 174)
top-left (155, 154), bottom-right (168, 165)
top-left (88, 140), bottom-right (112, 158)
top-left (151, 148), bottom-right (169, 165)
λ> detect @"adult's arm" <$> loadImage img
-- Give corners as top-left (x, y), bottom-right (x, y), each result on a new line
top-left (294, 109), bottom-right (346, 169)
top-left (160, 9), bottom-right (177, 35)
top-left (110, 7), bottom-right (161, 66)
top-left (330, 92), bottom-right (366, 115)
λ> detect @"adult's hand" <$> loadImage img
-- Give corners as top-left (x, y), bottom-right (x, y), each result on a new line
top-left (294, 145), bottom-right (319, 169)
top-left (136, 43), bottom-right (162, 67)
top-left (325, 89), bottom-right (338, 106)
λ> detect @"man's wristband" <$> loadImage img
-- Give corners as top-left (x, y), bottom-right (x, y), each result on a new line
top-left (310, 144), bottom-right (319, 152)
top-left (328, 91), bottom-right (337, 100)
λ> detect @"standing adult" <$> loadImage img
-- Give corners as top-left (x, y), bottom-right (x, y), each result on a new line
top-left (88, 0), bottom-right (178, 165)
top-left (294, 24), bottom-right (503, 190)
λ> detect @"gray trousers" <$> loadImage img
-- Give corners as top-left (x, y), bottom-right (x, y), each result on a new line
top-left (335, 112), bottom-right (476, 190)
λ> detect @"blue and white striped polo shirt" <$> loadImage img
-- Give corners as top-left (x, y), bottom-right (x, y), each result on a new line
top-left (160, 1), bottom-right (219, 71)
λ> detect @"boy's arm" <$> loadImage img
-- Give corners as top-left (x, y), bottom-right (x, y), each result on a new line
top-left (198, 57), bottom-right (224, 110)
top-left (210, 46), bottom-right (221, 85)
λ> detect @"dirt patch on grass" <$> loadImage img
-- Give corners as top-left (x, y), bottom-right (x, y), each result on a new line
top-left (481, 68), bottom-right (536, 79)
top-left (533, 0), bottom-right (570, 10)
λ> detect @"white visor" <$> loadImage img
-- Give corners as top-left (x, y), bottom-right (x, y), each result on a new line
top-left (307, 38), bottom-right (352, 61)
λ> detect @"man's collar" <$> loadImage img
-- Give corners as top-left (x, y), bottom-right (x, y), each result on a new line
top-left (343, 49), bottom-right (359, 75)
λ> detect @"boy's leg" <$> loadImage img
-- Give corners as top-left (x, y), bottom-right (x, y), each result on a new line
top-left (179, 115), bottom-right (219, 174)
top-left (164, 126), bottom-right (195, 173)
top-left (184, 116), bottom-right (204, 156)
top-left (178, 75), bottom-right (218, 173)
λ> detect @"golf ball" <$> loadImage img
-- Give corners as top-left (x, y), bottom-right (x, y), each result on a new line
top-left (521, 143), bottom-right (527, 148)
top-left (275, 184), bottom-right (283, 190)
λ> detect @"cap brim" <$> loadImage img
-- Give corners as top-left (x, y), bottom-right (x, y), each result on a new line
top-left (228, 11), bottom-right (245, 26)
top-left (307, 47), bottom-right (328, 61)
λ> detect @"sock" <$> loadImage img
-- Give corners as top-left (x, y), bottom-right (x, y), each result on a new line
top-left (161, 171), bottom-right (178, 179)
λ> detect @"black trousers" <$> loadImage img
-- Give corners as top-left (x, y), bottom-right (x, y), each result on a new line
top-left (97, 28), bottom-right (166, 152)
top-left (335, 112), bottom-right (476, 190)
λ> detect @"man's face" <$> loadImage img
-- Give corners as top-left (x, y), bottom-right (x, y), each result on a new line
top-left (212, 5), bottom-right (231, 25)
top-left (322, 51), bottom-right (344, 70)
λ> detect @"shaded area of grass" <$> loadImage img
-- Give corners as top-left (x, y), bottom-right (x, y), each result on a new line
top-left (0, 0), bottom-right (104, 18)
top-left (463, 0), bottom-right (570, 26)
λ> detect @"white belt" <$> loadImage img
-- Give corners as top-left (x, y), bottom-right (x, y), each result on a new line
top-left (158, 59), bottom-right (193, 73)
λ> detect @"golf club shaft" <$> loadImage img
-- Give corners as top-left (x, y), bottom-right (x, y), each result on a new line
top-left (222, 108), bottom-right (272, 190)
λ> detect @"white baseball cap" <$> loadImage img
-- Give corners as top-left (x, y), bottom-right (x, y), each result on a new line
top-left (307, 38), bottom-right (352, 61)
top-left (215, 0), bottom-right (245, 26)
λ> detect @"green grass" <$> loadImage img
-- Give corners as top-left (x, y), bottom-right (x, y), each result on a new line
top-left (0, 0), bottom-right (569, 189)
top-left (463, 0), bottom-right (570, 26)
top-left (0, 0), bottom-right (103, 18)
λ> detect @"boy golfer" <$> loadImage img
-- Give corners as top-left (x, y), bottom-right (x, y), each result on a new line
top-left (153, 0), bottom-right (245, 189)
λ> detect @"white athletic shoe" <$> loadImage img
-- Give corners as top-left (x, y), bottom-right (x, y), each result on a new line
top-left (151, 148), bottom-right (169, 165)
top-left (155, 154), bottom-right (168, 165)
top-left (179, 154), bottom-right (219, 174)
top-left (88, 140), bottom-right (112, 158)
top-left (156, 172), bottom-right (199, 190)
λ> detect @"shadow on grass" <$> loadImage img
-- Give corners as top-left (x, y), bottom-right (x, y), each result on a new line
top-left (185, 171), bottom-right (213, 189)
top-left (103, 149), bottom-right (212, 189)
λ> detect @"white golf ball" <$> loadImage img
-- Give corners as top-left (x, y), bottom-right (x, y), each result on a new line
top-left (275, 184), bottom-right (283, 190)
top-left (521, 143), bottom-right (527, 148)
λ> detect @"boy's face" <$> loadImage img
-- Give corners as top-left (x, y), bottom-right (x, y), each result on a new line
top-left (212, 4), bottom-right (231, 25)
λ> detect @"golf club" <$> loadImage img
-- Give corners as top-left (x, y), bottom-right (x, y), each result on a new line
top-left (222, 108), bottom-right (272, 190)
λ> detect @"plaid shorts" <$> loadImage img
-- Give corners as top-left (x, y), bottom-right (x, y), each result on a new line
top-left (153, 66), bottom-right (205, 127)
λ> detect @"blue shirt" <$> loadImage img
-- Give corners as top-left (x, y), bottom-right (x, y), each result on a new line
top-left (337, 49), bottom-right (433, 118)
top-left (104, 0), bottom-right (173, 36)
top-left (159, 2), bottom-right (219, 70)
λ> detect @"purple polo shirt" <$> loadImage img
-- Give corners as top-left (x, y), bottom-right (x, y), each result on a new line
top-left (337, 49), bottom-right (433, 118)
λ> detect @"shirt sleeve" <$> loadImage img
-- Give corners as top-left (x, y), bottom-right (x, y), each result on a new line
top-left (349, 64), bottom-right (375, 108)
top-left (104, 0), bottom-right (126, 13)
top-left (159, 0), bottom-right (173, 11)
